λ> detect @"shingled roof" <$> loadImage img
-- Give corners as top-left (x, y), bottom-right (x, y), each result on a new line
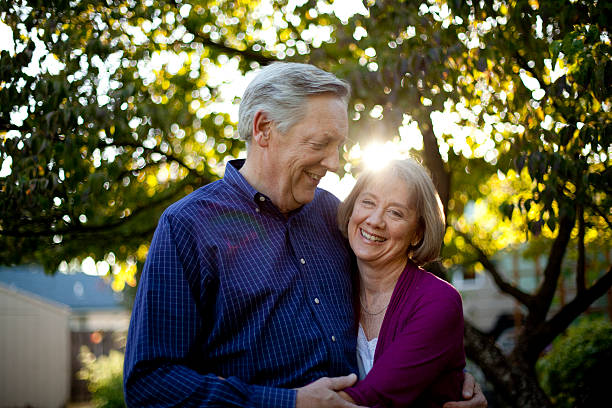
top-left (0, 264), bottom-right (125, 311)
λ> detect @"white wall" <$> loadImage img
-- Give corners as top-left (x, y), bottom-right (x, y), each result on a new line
top-left (70, 309), bottom-right (131, 332)
top-left (453, 271), bottom-right (517, 332)
top-left (0, 285), bottom-right (71, 408)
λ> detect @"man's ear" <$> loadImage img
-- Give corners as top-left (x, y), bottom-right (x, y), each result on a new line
top-left (252, 110), bottom-right (272, 147)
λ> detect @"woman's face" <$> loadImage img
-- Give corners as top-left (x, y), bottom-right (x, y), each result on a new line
top-left (348, 174), bottom-right (422, 269)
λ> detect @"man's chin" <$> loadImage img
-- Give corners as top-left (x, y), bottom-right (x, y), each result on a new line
top-left (294, 191), bottom-right (317, 207)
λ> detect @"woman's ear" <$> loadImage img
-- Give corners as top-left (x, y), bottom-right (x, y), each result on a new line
top-left (252, 110), bottom-right (272, 147)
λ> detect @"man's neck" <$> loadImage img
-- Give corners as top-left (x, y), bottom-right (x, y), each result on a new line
top-left (238, 157), bottom-right (267, 196)
top-left (239, 157), bottom-right (296, 215)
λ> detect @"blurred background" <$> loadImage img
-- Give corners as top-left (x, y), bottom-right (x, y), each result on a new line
top-left (1, 0), bottom-right (611, 407)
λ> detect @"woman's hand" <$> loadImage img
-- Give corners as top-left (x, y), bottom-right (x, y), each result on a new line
top-left (442, 373), bottom-right (487, 408)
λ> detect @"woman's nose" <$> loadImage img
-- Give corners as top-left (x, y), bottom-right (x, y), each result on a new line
top-left (365, 208), bottom-right (385, 227)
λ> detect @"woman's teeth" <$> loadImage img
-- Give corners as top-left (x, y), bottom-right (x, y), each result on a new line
top-left (361, 229), bottom-right (385, 242)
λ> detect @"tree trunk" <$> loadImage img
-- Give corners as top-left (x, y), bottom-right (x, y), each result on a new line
top-left (464, 323), bottom-right (552, 408)
top-left (415, 104), bottom-right (554, 408)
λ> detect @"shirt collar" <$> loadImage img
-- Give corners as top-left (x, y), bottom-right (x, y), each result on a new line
top-left (223, 159), bottom-right (260, 201)
top-left (224, 159), bottom-right (308, 217)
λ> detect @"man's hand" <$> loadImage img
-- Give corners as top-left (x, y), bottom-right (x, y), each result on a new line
top-left (296, 374), bottom-right (366, 408)
top-left (443, 372), bottom-right (487, 408)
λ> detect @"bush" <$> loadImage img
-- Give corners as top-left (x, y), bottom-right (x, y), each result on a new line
top-left (78, 346), bottom-right (126, 408)
top-left (537, 315), bottom-right (612, 408)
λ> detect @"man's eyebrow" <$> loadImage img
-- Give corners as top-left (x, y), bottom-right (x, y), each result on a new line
top-left (316, 134), bottom-right (348, 144)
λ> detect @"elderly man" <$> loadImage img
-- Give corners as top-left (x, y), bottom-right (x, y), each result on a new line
top-left (124, 62), bottom-right (486, 408)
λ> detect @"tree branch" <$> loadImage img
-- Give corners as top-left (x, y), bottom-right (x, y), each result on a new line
top-left (463, 322), bottom-right (514, 401)
top-left (191, 32), bottom-right (277, 65)
top-left (0, 123), bottom-right (26, 133)
top-left (458, 230), bottom-right (534, 308)
top-left (420, 116), bottom-right (451, 210)
top-left (531, 211), bottom-right (576, 324)
top-left (103, 139), bottom-right (208, 180)
top-left (512, 51), bottom-right (575, 122)
top-left (576, 205), bottom-right (586, 293)
top-left (525, 264), bottom-right (612, 364)
top-left (590, 203), bottom-right (612, 230)
top-left (464, 321), bottom-right (553, 407)
top-left (561, 183), bottom-right (612, 230)
top-left (0, 178), bottom-right (199, 237)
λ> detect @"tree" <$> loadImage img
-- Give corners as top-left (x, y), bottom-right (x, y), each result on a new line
top-left (302, 0), bottom-right (611, 406)
top-left (1, 0), bottom-right (611, 406)
top-left (0, 0), bottom-right (275, 284)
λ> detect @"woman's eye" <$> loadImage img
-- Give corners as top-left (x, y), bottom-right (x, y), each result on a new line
top-left (361, 199), bottom-right (374, 206)
top-left (389, 210), bottom-right (403, 218)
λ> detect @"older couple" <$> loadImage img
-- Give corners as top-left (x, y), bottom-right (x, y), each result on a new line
top-left (124, 62), bottom-right (486, 408)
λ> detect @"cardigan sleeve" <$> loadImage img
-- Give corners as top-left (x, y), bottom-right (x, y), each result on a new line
top-left (344, 279), bottom-right (465, 407)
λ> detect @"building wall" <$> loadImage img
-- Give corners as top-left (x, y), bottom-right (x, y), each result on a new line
top-left (70, 309), bottom-right (131, 332)
top-left (0, 285), bottom-right (70, 408)
top-left (453, 270), bottom-right (517, 332)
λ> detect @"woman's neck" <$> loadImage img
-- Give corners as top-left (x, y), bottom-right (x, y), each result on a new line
top-left (358, 256), bottom-right (407, 298)
top-left (358, 257), bottom-right (408, 340)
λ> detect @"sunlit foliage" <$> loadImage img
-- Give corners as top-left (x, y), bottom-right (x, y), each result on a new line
top-left (1, 1), bottom-right (611, 406)
top-left (0, 0), bottom-right (278, 279)
top-left (301, 1), bottom-right (609, 406)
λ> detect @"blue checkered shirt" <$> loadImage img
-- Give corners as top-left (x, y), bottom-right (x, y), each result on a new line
top-left (124, 159), bottom-right (357, 407)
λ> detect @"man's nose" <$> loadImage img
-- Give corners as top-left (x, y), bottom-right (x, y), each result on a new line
top-left (321, 147), bottom-right (340, 173)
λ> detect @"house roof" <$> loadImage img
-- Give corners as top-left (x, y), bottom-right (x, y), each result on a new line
top-left (0, 264), bottom-right (125, 311)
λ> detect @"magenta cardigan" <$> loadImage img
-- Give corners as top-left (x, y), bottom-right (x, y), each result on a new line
top-left (344, 261), bottom-right (466, 407)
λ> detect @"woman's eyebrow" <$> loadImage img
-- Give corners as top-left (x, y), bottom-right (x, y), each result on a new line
top-left (388, 202), bottom-right (410, 210)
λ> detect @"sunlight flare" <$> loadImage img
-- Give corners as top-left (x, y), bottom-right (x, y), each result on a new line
top-left (361, 141), bottom-right (407, 171)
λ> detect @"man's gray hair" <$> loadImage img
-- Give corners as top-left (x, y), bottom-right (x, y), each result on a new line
top-left (238, 62), bottom-right (351, 142)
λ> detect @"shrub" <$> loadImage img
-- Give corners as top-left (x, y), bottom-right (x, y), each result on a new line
top-left (78, 346), bottom-right (126, 408)
top-left (537, 315), bottom-right (612, 408)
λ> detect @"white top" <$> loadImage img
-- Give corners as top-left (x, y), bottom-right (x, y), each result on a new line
top-left (356, 324), bottom-right (378, 380)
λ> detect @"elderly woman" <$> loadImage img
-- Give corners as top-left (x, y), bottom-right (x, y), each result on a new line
top-left (337, 159), bottom-right (466, 407)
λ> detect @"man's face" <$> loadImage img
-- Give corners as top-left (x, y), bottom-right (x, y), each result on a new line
top-left (267, 94), bottom-right (348, 213)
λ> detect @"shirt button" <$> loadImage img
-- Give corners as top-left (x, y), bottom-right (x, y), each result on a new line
top-left (255, 208), bottom-right (260, 213)
top-left (331, 335), bottom-right (336, 342)
top-left (314, 297), bottom-right (320, 304)
top-left (259, 196), bottom-right (265, 202)
top-left (300, 258), bottom-right (306, 264)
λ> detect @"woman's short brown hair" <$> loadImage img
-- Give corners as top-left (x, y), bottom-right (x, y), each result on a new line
top-left (337, 158), bottom-right (446, 266)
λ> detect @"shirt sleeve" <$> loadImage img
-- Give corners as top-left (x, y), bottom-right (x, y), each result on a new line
top-left (344, 286), bottom-right (465, 407)
top-left (123, 213), bottom-right (296, 408)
